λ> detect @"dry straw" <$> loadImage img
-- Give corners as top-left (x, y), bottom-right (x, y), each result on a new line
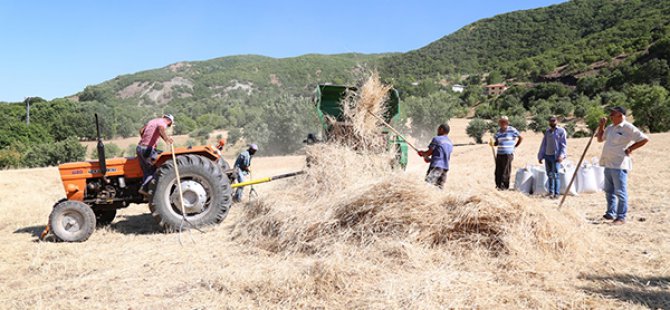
top-left (326, 72), bottom-right (391, 152)
top-left (233, 73), bottom-right (596, 262)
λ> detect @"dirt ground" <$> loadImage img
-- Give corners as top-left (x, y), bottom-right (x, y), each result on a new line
top-left (1, 119), bottom-right (668, 309)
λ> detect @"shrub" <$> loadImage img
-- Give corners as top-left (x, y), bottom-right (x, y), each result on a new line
top-left (508, 115), bottom-right (527, 132)
top-left (0, 146), bottom-right (22, 169)
top-left (466, 118), bottom-right (490, 144)
top-left (92, 142), bottom-right (122, 159)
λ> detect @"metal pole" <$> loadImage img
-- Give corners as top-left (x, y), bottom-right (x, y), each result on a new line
top-left (25, 97), bottom-right (30, 126)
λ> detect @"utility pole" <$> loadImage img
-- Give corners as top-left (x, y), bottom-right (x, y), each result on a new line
top-left (25, 97), bottom-right (31, 126)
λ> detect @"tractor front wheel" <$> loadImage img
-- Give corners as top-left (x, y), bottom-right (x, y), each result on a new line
top-left (49, 200), bottom-right (96, 242)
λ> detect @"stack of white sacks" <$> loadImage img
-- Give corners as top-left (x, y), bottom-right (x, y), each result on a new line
top-left (514, 158), bottom-right (605, 195)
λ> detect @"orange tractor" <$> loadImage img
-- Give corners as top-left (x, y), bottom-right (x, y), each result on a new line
top-left (43, 115), bottom-right (234, 242)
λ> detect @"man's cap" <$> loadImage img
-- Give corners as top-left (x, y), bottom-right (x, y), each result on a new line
top-left (499, 116), bottom-right (509, 122)
top-left (609, 106), bottom-right (627, 115)
top-left (249, 143), bottom-right (258, 151)
top-left (548, 116), bottom-right (557, 122)
top-left (163, 114), bottom-right (175, 123)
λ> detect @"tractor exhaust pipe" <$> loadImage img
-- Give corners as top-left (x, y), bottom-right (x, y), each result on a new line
top-left (95, 113), bottom-right (107, 178)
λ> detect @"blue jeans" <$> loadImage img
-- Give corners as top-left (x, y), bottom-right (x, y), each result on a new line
top-left (604, 168), bottom-right (628, 220)
top-left (233, 171), bottom-right (248, 202)
top-left (544, 154), bottom-right (561, 195)
top-left (136, 145), bottom-right (158, 190)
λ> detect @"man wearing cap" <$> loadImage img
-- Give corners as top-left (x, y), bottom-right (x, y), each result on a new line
top-left (596, 106), bottom-right (649, 225)
top-left (538, 116), bottom-right (567, 199)
top-left (493, 116), bottom-right (523, 190)
top-left (233, 144), bottom-right (258, 202)
top-left (136, 114), bottom-right (174, 196)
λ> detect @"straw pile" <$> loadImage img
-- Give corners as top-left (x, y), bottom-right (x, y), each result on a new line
top-left (233, 73), bottom-right (595, 257)
top-left (229, 73), bottom-right (601, 307)
top-left (325, 72), bottom-right (392, 152)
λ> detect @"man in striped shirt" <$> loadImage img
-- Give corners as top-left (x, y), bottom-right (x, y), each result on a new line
top-left (493, 116), bottom-right (523, 190)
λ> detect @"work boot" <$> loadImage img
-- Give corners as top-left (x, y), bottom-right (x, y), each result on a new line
top-left (138, 188), bottom-right (150, 198)
top-left (612, 218), bottom-right (626, 225)
top-left (602, 214), bottom-right (615, 220)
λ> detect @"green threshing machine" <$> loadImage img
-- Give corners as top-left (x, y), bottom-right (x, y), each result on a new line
top-left (312, 84), bottom-right (409, 169)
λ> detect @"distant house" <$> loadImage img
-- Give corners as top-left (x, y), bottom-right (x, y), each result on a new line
top-left (485, 83), bottom-right (508, 96)
top-left (451, 84), bottom-right (465, 93)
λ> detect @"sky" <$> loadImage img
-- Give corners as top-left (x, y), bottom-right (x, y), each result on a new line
top-left (0, 0), bottom-right (565, 102)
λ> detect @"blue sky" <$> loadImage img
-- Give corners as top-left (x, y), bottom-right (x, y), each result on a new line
top-left (0, 0), bottom-right (565, 102)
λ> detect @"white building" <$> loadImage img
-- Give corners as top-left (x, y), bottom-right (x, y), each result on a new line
top-left (451, 84), bottom-right (465, 93)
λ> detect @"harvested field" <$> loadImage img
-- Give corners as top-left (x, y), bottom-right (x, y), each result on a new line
top-left (1, 122), bottom-right (669, 309)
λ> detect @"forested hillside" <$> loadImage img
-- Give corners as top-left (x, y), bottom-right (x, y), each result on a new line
top-left (3, 0), bottom-right (670, 168)
top-left (383, 0), bottom-right (670, 84)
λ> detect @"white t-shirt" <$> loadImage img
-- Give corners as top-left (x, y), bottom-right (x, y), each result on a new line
top-left (599, 121), bottom-right (648, 171)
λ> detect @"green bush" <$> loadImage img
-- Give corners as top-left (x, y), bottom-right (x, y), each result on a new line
top-left (573, 130), bottom-right (591, 138)
top-left (466, 118), bottom-right (490, 144)
top-left (508, 115), bottom-right (527, 132)
top-left (227, 128), bottom-right (242, 146)
top-left (530, 111), bottom-right (560, 133)
top-left (585, 105), bottom-right (606, 133)
top-left (0, 146), bottom-right (22, 169)
top-left (21, 137), bottom-right (86, 168)
top-left (627, 84), bottom-right (670, 132)
top-left (91, 142), bottom-right (123, 159)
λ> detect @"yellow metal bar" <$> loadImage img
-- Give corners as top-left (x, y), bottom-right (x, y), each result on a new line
top-left (232, 177), bottom-right (272, 188)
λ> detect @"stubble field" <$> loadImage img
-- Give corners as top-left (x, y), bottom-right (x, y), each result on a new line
top-left (1, 119), bottom-right (668, 309)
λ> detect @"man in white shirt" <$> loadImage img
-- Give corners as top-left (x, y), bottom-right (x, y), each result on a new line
top-left (596, 106), bottom-right (649, 225)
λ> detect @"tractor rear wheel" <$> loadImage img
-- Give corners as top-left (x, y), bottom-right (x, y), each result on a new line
top-left (217, 157), bottom-right (236, 183)
top-left (94, 209), bottom-right (117, 226)
top-left (49, 200), bottom-right (96, 242)
top-left (149, 154), bottom-right (232, 231)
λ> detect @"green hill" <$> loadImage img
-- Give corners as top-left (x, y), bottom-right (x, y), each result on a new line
top-left (77, 53), bottom-right (387, 105)
top-left (383, 0), bottom-right (670, 83)
top-left (3, 0), bottom-right (670, 167)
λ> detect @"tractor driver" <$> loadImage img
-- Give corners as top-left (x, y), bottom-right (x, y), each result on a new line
top-left (136, 114), bottom-right (174, 196)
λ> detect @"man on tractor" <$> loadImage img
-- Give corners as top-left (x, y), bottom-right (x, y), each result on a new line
top-left (233, 143), bottom-right (258, 202)
top-left (136, 114), bottom-right (174, 196)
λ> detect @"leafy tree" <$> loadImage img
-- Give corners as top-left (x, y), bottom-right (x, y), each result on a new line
top-left (508, 115), bottom-right (527, 132)
top-left (627, 84), bottom-right (670, 132)
top-left (584, 104), bottom-right (606, 132)
top-left (91, 142), bottom-right (123, 159)
top-left (466, 118), bottom-right (490, 144)
top-left (405, 92), bottom-right (466, 140)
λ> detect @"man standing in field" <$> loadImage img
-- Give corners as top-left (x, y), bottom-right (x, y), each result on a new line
top-left (596, 106), bottom-right (649, 225)
top-left (418, 124), bottom-right (453, 189)
top-left (493, 116), bottom-right (523, 190)
top-left (538, 116), bottom-right (567, 199)
top-left (136, 114), bottom-right (174, 196)
top-left (233, 144), bottom-right (258, 202)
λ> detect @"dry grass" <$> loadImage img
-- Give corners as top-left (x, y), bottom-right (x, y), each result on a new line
top-left (326, 72), bottom-right (393, 153)
top-left (0, 118), bottom-right (669, 308)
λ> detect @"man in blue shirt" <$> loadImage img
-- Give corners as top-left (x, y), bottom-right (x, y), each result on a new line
top-left (493, 116), bottom-right (523, 190)
top-left (233, 144), bottom-right (258, 202)
top-left (418, 124), bottom-right (453, 189)
top-left (538, 116), bottom-right (567, 199)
